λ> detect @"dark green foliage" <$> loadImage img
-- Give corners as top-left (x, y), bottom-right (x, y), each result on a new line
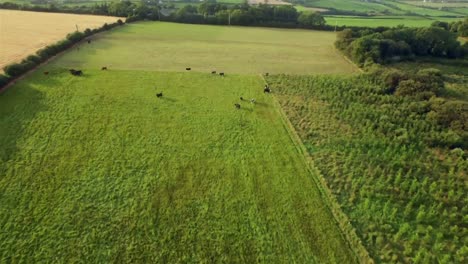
top-left (36, 39), bottom-right (73, 59)
top-left (298, 11), bottom-right (326, 28)
top-left (23, 55), bottom-right (43, 64)
top-left (446, 18), bottom-right (468, 37)
top-left (0, 74), bottom-right (10, 88)
top-left (369, 68), bottom-right (407, 94)
top-left (394, 70), bottom-right (444, 99)
top-left (336, 26), bottom-right (465, 65)
top-left (3, 61), bottom-right (36, 78)
top-left (431, 21), bottom-right (449, 31)
top-left (427, 98), bottom-right (468, 138)
top-left (84, 28), bottom-right (92, 36)
top-left (125, 16), bottom-right (140, 23)
top-left (268, 72), bottom-right (467, 263)
top-left (66, 31), bottom-right (85, 42)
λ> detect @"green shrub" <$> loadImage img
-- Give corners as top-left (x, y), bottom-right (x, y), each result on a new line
top-left (4, 61), bottom-right (35, 78)
top-left (23, 55), bottom-right (42, 64)
top-left (0, 74), bottom-right (10, 88)
top-left (66, 31), bottom-right (85, 42)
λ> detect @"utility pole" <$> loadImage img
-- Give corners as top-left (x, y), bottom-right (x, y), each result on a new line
top-left (228, 11), bottom-right (231, 26)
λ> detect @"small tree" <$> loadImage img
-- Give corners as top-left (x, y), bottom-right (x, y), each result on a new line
top-left (297, 12), bottom-right (325, 28)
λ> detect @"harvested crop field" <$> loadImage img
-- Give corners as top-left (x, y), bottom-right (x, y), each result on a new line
top-left (0, 10), bottom-right (120, 70)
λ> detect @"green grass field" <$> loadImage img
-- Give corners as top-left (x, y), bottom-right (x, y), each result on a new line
top-left (48, 22), bottom-right (357, 74)
top-left (303, 0), bottom-right (401, 13)
top-left (325, 15), bottom-right (463, 27)
top-left (0, 22), bottom-right (360, 262)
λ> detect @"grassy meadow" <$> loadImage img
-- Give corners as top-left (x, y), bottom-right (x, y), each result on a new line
top-left (47, 22), bottom-right (358, 75)
top-left (0, 22), bottom-right (361, 262)
top-left (325, 15), bottom-right (464, 28)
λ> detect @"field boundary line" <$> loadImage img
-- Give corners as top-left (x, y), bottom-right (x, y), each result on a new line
top-left (262, 74), bottom-right (373, 264)
top-left (333, 47), bottom-right (364, 73)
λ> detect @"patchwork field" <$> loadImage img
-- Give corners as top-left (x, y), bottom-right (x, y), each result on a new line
top-left (0, 22), bottom-right (361, 262)
top-left (0, 10), bottom-right (120, 70)
top-left (47, 22), bottom-right (358, 75)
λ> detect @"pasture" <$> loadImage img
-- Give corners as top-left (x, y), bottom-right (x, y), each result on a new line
top-left (0, 10), bottom-right (120, 70)
top-left (47, 22), bottom-right (358, 75)
top-left (325, 15), bottom-right (463, 27)
top-left (0, 22), bottom-right (360, 262)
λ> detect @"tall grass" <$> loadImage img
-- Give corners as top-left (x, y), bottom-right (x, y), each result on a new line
top-left (0, 69), bottom-right (358, 262)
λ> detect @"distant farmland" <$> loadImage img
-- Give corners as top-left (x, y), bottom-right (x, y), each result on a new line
top-left (0, 10), bottom-right (120, 70)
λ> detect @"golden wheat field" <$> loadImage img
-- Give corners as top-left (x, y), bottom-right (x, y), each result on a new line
top-left (0, 10), bottom-right (120, 70)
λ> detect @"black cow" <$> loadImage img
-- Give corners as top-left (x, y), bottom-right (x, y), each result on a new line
top-left (234, 103), bottom-right (241, 109)
top-left (211, 71), bottom-right (217, 74)
top-left (101, 67), bottom-right (107, 70)
top-left (186, 67), bottom-right (191, 71)
top-left (69, 69), bottom-right (83, 76)
top-left (265, 72), bottom-right (269, 76)
top-left (44, 71), bottom-right (49, 75)
top-left (240, 97), bottom-right (244, 101)
top-left (264, 87), bottom-right (271, 93)
top-left (219, 72), bottom-right (224, 77)
top-left (156, 92), bottom-right (163, 98)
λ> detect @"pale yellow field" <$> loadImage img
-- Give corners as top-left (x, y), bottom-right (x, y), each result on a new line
top-left (0, 10), bottom-right (120, 70)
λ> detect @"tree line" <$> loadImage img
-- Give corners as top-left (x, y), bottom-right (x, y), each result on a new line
top-left (335, 18), bottom-right (468, 66)
top-left (0, 0), bottom-right (330, 29)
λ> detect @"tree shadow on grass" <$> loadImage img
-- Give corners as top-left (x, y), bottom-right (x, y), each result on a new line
top-left (0, 83), bottom-right (47, 167)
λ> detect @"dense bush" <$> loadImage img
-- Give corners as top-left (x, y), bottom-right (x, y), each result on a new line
top-left (298, 11), bottom-right (325, 28)
top-left (394, 69), bottom-right (444, 99)
top-left (336, 26), bottom-right (467, 65)
top-left (0, 74), bottom-right (10, 88)
top-left (444, 17), bottom-right (468, 37)
top-left (4, 61), bottom-right (35, 78)
top-left (66, 31), bottom-right (85, 42)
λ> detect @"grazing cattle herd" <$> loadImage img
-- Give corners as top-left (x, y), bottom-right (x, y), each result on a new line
top-left (59, 60), bottom-right (272, 111)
